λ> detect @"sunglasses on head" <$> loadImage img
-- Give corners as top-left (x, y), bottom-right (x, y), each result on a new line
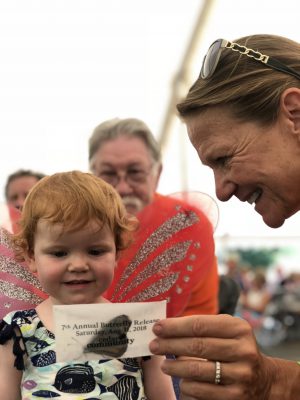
top-left (200, 38), bottom-right (300, 81)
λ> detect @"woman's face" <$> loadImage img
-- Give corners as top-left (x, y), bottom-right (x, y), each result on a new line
top-left (186, 107), bottom-right (300, 228)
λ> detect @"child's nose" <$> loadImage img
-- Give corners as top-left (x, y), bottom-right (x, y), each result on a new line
top-left (67, 254), bottom-right (89, 272)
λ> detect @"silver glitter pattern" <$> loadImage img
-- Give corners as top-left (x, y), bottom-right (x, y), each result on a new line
top-left (0, 255), bottom-right (43, 290)
top-left (176, 286), bottom-right (183, 294)
top-left (0, 280), bottom-right (43, 304)
top-left (112, 210), bottom-right (199, 297)
top-left (128, 272), bottom-right (179, 302)
top-left (117, 241), bottom-right (192, 301)
top-left (0, 227), bottom-right (13, 248)
top-left (0, 227), bottom-right (45, 304)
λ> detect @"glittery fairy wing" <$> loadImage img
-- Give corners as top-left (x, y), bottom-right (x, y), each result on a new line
top-left (0, 205), bottom-right (47, 318)
top-left (169, 191), bottom-right (219, 231)
top-left (105, 193), bottom-right (216, 317)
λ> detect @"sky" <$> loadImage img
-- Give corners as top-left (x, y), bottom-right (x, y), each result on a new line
top-left (1, 0), bottom-right (300, 241)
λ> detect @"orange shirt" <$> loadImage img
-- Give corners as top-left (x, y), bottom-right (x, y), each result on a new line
top-left (105, 193), bottom-right (219, 317)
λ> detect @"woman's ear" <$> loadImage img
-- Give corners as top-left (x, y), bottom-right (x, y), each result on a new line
top-left (281, 88), bottom-right (300, 135)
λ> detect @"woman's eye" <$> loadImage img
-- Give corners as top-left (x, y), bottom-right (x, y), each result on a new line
top-left (215, 156), bottom-right (230, 167)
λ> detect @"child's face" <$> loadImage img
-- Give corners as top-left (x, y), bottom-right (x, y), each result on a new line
top-left (26, 219), bottom-right (117, 305)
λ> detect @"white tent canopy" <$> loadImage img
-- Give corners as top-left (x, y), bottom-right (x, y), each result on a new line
top-left (1, 0), bottom-right (300, 239)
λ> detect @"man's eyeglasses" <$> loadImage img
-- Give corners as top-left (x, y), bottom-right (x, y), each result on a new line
top-left (200, 38), bottom-right (300, 81)
top-left (97, 166), bottom-right (154, 187)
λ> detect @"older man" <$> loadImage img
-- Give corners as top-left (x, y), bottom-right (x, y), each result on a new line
top-left (89, 117), bottom-right (219, 317)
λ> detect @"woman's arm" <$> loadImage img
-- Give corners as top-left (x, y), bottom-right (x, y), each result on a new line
top-left (0, 338), bottom-right (22, 400)
top-left (149, 314), bottom-right (300, 400)
top-left (142, 355), bottom-right (176, 400)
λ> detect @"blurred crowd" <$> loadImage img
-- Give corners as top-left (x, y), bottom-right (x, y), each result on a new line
top-left (224, 255), bottom-right (300, 347)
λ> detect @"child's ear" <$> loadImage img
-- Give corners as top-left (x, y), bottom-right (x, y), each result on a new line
top-left (24, 251), bottom-right (37, 273)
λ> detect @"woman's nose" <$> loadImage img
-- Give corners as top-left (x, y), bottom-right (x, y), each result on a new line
top-left (214, 170), bottom-right (236, 202)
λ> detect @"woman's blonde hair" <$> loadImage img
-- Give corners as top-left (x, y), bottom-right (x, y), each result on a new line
top-left (177, 34), bottom-right (300, 126)
top-left (13, 171), bottom-right (137, 258)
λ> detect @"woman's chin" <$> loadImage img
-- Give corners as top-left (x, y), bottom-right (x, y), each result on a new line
top-left (261, 213), bottom-right (285, 229)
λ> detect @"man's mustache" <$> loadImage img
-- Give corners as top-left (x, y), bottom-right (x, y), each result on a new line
top-left (121, 196), bottom-right (144, 213)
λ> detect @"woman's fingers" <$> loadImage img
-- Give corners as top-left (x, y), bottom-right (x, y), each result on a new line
top-left (179, 379), bottom-right (242, 400)
top-left (152, 314), bottom-right (250, 339)
top-left (161, 358), bottom-right (252, 386)
top-left (150, 315), bottom-right (257, 362)
top-left (149, 315), bottom-right (276, 400)
top-left (151, 336), bottom-right (254, 361)
top-left (163, 358), bottom-right (268, 400)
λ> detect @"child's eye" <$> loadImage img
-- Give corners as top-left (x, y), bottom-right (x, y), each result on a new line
top-left (52, 251), bottom-right (68, 258)
top-left (89, 249), bottom-right (105, 256)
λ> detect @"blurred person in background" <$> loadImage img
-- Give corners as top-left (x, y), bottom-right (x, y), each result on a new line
top-left (239, 269), bottom-right (272, 332)
top-left (0, 169), bottom-right (47, 318)
top-left (5, 169), bottom-right (45, 211)
top-left (241, 270), bottom-right (272, 316)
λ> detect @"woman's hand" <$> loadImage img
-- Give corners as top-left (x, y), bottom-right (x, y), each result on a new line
top-left (149, 314), bottom-right (297, 400)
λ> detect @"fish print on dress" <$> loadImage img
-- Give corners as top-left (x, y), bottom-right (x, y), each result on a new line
top-left (99, 374), bottom-right (140, 400)
top-left (54, 364), bottom-right (96, 393)
top-left (0, 309), bottom-right (146, 399)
